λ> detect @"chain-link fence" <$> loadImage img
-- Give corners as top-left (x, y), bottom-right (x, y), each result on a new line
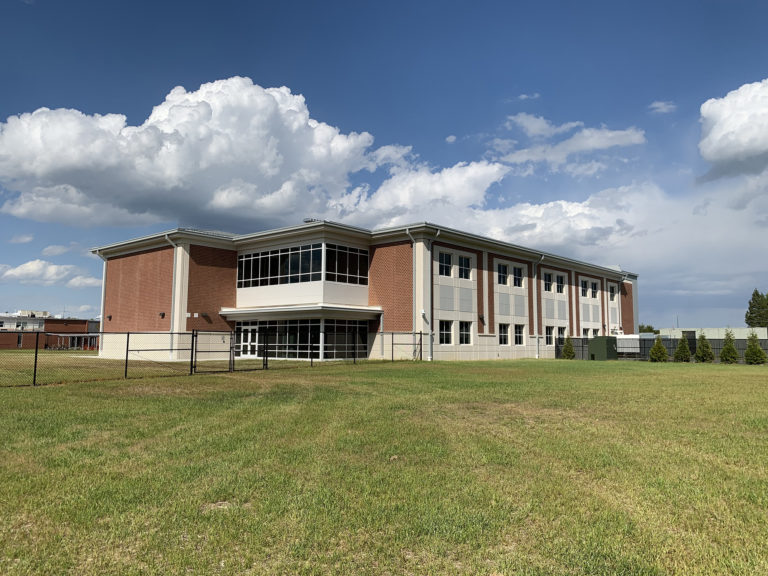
top-left (556, 336), bottom-right (768, 362)
top-left (1, 329), bottom-right (424, 387)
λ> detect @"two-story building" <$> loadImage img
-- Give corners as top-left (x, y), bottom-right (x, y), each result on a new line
top-left (92, 220), bottom-right (638, 360)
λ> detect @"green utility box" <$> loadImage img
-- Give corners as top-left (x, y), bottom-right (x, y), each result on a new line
top-left (588, 336), bottom-right (618, 360)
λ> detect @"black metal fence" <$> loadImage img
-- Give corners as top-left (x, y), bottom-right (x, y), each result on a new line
top-left (0, 329), bottom-right (422, 387)
top-left (556, 336), bottom-right (768, 362)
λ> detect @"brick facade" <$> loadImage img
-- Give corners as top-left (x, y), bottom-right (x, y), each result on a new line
top-left (621, 281), bottom-right (635, 335)
top-left (103, 246), bottom-right (173, 333)
top-left (186, 245), bottom-right (237, 331)
top-left (368, 241), bottom-right (413, 332)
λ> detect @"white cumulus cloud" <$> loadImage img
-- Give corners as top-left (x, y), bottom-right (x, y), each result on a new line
top-left (0, 259), bottom-right (100, 288)
top-left (501, 126), bottom-right (645, 170)
top-left (0, 77), bottom-right (512, 233)
top-left (648, 101), bottom-right (677, 114)
top-left (699, 78), bottom-right (768, 179)
top-left (505, 113), bottom-right (583, 139)
top-left (10, 234), bottom-right (34, 244)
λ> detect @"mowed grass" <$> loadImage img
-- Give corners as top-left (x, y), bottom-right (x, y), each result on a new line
top-left (1, 361), bottom-right (766, 575)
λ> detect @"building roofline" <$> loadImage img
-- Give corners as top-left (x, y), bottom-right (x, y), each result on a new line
top-left (91, 219), bottom-right (637, 278)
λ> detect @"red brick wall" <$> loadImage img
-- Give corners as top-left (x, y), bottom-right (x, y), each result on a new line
top-left (103, 246), bottom-right (173, 332)
top-left (369, 241), bottom-right (413, 332)
top-left (186, 245), bottom-right (237, 331)
top-left (620, 281), bottom-right (635, 334)
top-left (43, 319), bottom-right (91, 333)
top-left (0, 332), bottom-right (37, 350)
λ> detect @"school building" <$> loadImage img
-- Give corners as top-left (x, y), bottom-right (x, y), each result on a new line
top-left (92, 220), bottom-right (638, 361)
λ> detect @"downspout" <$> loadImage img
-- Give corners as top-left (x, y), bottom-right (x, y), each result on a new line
top-left (405, 228), bottom-right (417, 354)
top-left (165, 235), bottom-right (179, 360)
top-left (533, 254), bottom-right (544, 358)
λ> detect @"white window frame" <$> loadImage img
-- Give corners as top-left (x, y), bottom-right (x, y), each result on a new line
top-left (459, 321), bottom-right (472, 345)
top-left (458, 256), bottom-right (471, 280)
top-left (499, 323), bottom-right (509, 345)
top-left (439, 320), bottom-right (452, 344)
top-left (439, 253), bottom-right (452, 277)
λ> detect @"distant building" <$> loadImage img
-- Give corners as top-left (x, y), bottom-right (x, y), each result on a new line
top-left (93, 220), bottom-right (638, 361)
top-left (0, 314), bottom-right (99, 350)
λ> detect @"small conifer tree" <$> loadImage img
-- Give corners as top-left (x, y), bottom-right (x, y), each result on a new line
top-left (673, 337), bottom-right (691, 362)
top-left (694, 333), bottom-right (714, 363)
top-left (649, 335), bottom-right (668, 362)
top-left (744, 331), bottom-right (767, 365)
top-left (719, 329), bottom-right (739, 364)
top-left (561, 335), bottom-right (575, 359)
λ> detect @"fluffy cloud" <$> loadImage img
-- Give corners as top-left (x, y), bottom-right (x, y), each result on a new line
top-left (699, 78), bottom-right (768, 179)
top-left (10, 234), bottom-right (33, 244)
top-left (0, 259), bottom-right (100, 287)
top-left (0, 77), bottom-right (508, 232)
top-left (648, 101), bottom-right (677, 114)
top-left (501, 126), bottom-right (645, 170)
top-left (42, 244), bottom-right (75, 257)
top-left (505, 113), bottom-right (583, 139)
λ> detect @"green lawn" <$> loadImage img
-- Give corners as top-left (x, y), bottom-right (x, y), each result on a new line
top-left (1, 360), bottom-right (766, 575)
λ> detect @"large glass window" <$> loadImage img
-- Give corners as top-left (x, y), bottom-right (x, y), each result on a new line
top-left (558, 327), bottom-right (566, 345)
top-left (610, 285), bottom-right (616, 301)
top-left (544, 273), bottom-right (552, 292)
top-left (439, 253), bottom-right (452, 277)
top-left (459, 321), bottom-right (471, 344)
top-left (235, 319), bottom-right (367, 359)
top-left (439, 320), bottom-right (452, 344)
top-left (591, 282), bottom-right (598, 298)
top-left (238, 244), bottom-right (322, 287)
top-left (325, 244), bottom-right (369, 285)
top-left (497, 264), bottom-right (508, 286)
top-left (513, 266), bottom-right (523, 288)
top-left (458, 256), bottom-right (471, 280)
top-left (556, 275), bottom-right (564, 294)
top-left (499, 323), bottom-right (509, 345)
top-left (581, 280), bottom-right (588, 297)
top-left (545, 326), bottom-right (553, 346)
top-left (514, 324), bottom-right (524, 345)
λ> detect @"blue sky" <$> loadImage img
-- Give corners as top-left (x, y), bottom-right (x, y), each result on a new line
top-left (2, 0), bottom-right (768, 328)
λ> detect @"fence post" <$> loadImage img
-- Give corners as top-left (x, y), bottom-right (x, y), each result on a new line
top-left (229, 330), bottom-right (235, 373)
top-left (392, 332), bottom-right (394, 362)
top-left (263, 331), bottom-right (269, 370)
top-left (310, 330), bottom-right (314, 368)
top-left (124, 332), bottom-right (130, 379)
top-left (419, 331), bottom-right (423, 361)
top-left (353, 328), bottom-right (357, 365)
top-left (32, 331), bottom-right (40, 386)
top-left (189, 330), bottom-right (196, 375)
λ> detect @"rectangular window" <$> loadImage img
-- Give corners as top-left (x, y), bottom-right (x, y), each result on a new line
top-left (439, 252), bottom-right (452, 277)
top-left (591, 282), bottom-right (598, 298)
top-left (583, 328), bottom-right (590, 338)
top-left (513, 266), bottom-right (523, 288)
top-left (581, 280), bottom-right (588, 297)
top-left (545, 326), bottom-right (553, 346)
top-left (238, 244), bottom-right (326, 287)
top-left (514, 324), bottom-right (524, 345)
top-left (439, 320), bottom-right (452, 345)
top-left (593, 328), bottom-right (599, 337)
top-left (499, 323), bottom-right (509, 345)
top-left (609, 285), bottom-right (616, 301)
top-left (459, 321), bottom-right (471, 344)
top-left (556, 275), bottom-right (564, 294)
top-left (558, 327), bottom-right (566, 345)
top-left (458, 256), bottom-right (471, 279)
top-left (497, 264), bottom-right (508, 286)
top-left (324, 244), bottom-right (369, 285)
top-left (544, 273), bottom-right (552, 292)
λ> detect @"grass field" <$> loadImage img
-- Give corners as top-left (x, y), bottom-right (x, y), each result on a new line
top-left (1, 360), bottom-right (766, 575)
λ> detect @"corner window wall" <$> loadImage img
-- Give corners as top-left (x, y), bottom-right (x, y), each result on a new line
top-left (325, 244), bottom-right (369, 285)
top-left (238, 244), bottom-right (322, 287)
top-left (238, 242), bottom-right (369, 288)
